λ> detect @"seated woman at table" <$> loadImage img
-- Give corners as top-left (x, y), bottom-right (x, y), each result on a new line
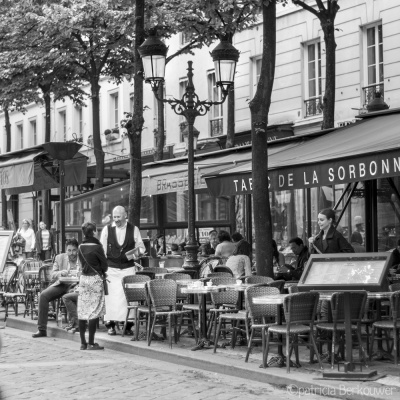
top-left (308, 208), bottom-right (354, 254)
top-left (215, 231), bottom-right (236, 259)
top-left (226, 239), bottom-right (252, 278)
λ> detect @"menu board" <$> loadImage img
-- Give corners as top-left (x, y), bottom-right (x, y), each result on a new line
top-left (298, 253), bottom-right (392, 292)
top-left (0, 231), bottom-right (15, 273)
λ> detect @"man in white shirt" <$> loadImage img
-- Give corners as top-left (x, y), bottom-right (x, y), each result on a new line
top-left (100, 205), bottom-right (145, 335)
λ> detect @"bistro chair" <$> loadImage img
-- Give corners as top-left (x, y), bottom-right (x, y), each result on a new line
top-left (390, 282), bottom-right (400, 292)
top-left (213, 266), bottom-right (233, 276)
top-left (121, 274), bottom-right (151, 340)
top-left (174, 269), bottom-right (198, 279)
top-left (245, 276), bottom-right (274, 285)
top-left (0, 264), bottom-right (19, 320)
top-left (147, 279), bottom-right (197, 348)
top-left (22, 266), bottom-right (42, 320)
top-left (164, 273), bottom-right (192, 304)
top-left (264, 292), bottom-right (323, 373)
top-left (244, 286), bottom-right (279, 362)
top-left (315, 291), bottom-right (368, 369)
top-left (370, 290), bottom-right (400, 365)
top-left (136, 270), bottom-right (156, 280)
top-left (207, 277), bottom-right (239, 341)
top-left (207, 272), bottom-right (232, 278)
top-left (267, 280), bottom-right (285, 294)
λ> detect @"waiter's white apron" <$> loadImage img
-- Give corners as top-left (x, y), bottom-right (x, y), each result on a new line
top-left (104, 266), bottom-right (136, 321)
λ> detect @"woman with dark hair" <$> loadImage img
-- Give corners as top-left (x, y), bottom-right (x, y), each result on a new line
top-left (226, 239), bottom-right (252, 278)
top-left (78, 221), bottom-right (108, 350)
top-left (215, 230), bottom-right (236, 258)
top-left (272, 239), bottom-right (285, 273)
top-left (308, 208), bottom-right (354, 254)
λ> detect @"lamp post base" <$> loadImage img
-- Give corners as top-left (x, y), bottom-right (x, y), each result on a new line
top-left (183, 243), bottom-right (200, 275)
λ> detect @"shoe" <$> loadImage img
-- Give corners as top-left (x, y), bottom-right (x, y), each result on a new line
top-left (63, 323), bottom-right (74, 331)
top-left (107, 328), bottom-right (116, 336)
top-left (32, 330), bottom-right (47, 338)
top-left (87, 343), bottom-right (104, 350)
top-left (80, 343), bottom-right (87, 350)
top-left (69, 327), bottom-right (79, 334)
top-left (124, 329), bottom-right (134, 336)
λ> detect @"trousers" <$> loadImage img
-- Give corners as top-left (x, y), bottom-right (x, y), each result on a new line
top-left (37, 284), bottom-right (69, 331)
top-left (62, 291), bottom-right (79, 326)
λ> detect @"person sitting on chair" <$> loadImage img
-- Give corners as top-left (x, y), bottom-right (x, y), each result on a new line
top-left (276, 237), bottom-right (309, 281)
top-left (32, 238), bottom-right (80, 338)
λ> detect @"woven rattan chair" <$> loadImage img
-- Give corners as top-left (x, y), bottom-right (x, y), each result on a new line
top-left (0, 265), bottom-right (18, 320)
top-left (145, 267), bottom-right (168, 275)
top-left (22, 263), bottom-right (43, 319)
top-left (38, 265), bottom-right (53, 292)
top-left (136, 270), bottom-right (156, 280)
top-left (244, 286), bottom-right (279, 362)
top-left (207, 272), bottom-right (232, 278)
top-left (121, 274), bottom-right (152, 340)
top-left (288, 285), bottom-right (299, 294)
top-left (213, 266), bottom-right (233, 276)
top-left (370, 290), bottom-right (400, 365)
top-left (390, 282), bottom-right (400, 292)
top-left (265, 292), bottom-right (323, 373)
top-left (207, 277), bottom-right (239, 340)
top-left (147, 279), bottom-right (197, 348)
top-left (267, 280), bottom-right (285, 294)
top-left (315, 291), bottom-right (368, 369)
top-left (2, 264), bottom-right (28, 319)
top-left (164, 273), bottom-right (192, 302)
top-left (245, 276), bottom-right (274, 285)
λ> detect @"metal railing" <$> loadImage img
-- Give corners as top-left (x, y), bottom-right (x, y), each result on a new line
top-left (210, 118), bottom-right (223, 137)
top-left (363, 83), bottom-right (384, 107)
top-left (304, 97), bottom-right (322, 117)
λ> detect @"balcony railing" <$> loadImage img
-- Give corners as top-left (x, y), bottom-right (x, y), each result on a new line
top-left (363, 83), bottom-right (384, 108)
top-left (210, 118), bottom-right (223, 137)
top-left (304, 97), bottom-right (322, 117)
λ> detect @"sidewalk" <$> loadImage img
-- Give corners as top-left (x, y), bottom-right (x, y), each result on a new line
top-left (3, 312), bottom-right (400, 400)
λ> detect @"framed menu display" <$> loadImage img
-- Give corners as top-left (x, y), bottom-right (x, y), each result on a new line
top-left (297, 253), bottom-right (392, 292)
top-left (0, 230), bottom-right (15, 273)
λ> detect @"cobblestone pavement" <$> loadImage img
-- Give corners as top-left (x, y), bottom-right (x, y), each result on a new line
top-left (0, 327), bottom-right (341, 400)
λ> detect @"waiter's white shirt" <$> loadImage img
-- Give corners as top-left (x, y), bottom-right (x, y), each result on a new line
top-left (100, 222), bottom-right (145, 259)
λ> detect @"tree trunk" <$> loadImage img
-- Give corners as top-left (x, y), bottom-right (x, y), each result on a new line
top-left (42, 88), bottom-right (52, 226)
top-left (128, 0), bottom-right (145, 227)
top-left (153, 83), bottom-right (165, 161)
top-left (249, 2), bottom-right (276, 277)
top-left (321, 19), bottom-right (336, 129)
top-left (44, 92), bottom-right (51, 143)
top-left (1, 106), bottom-right (11, 229)
top-left (91, 80), bottom-right (104, 189)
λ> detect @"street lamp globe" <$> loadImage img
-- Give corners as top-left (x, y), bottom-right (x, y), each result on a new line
top-left (210, 37), bottom-right (240, 93)
top-left (138, 31), bottom-right (168, 89)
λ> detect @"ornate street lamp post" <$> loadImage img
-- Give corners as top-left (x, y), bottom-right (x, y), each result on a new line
top-left (139, 32), bottom-right (239, 275)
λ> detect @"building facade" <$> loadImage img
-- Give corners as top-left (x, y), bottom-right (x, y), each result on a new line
top-left (1, 1), bottom-right (399, 251)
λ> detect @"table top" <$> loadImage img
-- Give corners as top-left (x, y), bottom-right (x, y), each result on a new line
top-left (252, 294), bottom-right (288, 305)
top-left (23, 270), bottom-right (40, 274)
top-left (316, 290), bottom-right (393, 301)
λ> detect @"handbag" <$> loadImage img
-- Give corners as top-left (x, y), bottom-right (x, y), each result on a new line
top-left (79, 246), bottom-right (109, 295)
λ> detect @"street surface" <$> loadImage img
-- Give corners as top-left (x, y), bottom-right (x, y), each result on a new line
top-left (0, 327), bottom-right (339, 400)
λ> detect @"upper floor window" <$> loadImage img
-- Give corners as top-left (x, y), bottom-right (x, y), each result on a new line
top-left (256, 58), bottom-right (262, 84)
top-left (59, 110), bottom-right (67, 141)
top-left (110, 92), bottom-right (119, 128)
top-left (16, 124), bottom-right (23, 149)
top-left (76, 107), bottom-right (83, 135)
top-left (208, 71), bottom-right (223, 137)
top-left (181, 32), bottom-right (194, 46)
top-left (363, 23), bottom-right (384, 107)
top-left (304, 41), bottom-right (322, 117)
top-left (30, 120), bottom-right (37, 146)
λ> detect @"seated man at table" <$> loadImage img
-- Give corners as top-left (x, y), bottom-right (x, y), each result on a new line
top-left (276, 237), bottom-right (308, 281)
top-left (32, 238), bottom-right (80, 338)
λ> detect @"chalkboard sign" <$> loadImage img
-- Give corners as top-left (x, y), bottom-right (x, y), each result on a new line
top-left (0, 230), bottom-right (15, 272)
top-left (298, 253), bottom-right (392, 292)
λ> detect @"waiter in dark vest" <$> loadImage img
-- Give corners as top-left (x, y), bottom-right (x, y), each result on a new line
top-left (100, 205), bottom-right (145, 335)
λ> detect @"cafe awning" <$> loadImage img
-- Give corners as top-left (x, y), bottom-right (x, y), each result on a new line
top-left (205, 110), bottom-right (400, 195)
top-left (141, 148), bottom-right (252, 196)
top-left (0, 146), bottom-right (87, 195)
